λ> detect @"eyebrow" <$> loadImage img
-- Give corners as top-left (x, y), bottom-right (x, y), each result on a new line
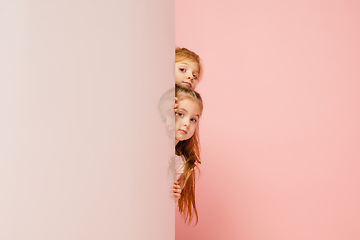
top-left (178, 108), bottom-right (200, 118)
top-left (178, 63), bottom-right (199, 73)
top-left (178, 108), bottom-right (188, 113)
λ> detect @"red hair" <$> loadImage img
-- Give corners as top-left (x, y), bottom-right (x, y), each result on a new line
top-left (175, 84), bottom-right (203, 225)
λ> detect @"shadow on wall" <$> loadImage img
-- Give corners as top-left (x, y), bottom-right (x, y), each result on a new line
top-left (158, 87), bottom-right (177, 201)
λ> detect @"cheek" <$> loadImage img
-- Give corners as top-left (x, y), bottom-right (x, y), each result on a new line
top-left (175, 72), bottom-right (183, 84)
top-left (188, 125), bottom-right (196, 136)
top-left (192, 81), bottom-right (198, 89)
top-left (175, 117), bottom-right (181, 128)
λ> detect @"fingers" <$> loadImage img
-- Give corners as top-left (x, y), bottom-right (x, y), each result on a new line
top-left (173, 193), bottom-right (181, 201)
top-left (174, 97), bottom-right (179, 115)
top-left (173, 181), bottom-right (181, 201)
top-left (173, 183), bottom-right (181, 192)
top-left (174, 103), bottom-right (178, 114)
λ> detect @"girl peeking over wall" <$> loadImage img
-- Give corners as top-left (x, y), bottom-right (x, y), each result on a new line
top-left (174, 84), bottom-right (203, 225)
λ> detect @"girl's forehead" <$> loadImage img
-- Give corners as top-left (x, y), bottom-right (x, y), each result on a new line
top-left (176, 60), bottom-right (199, 69)
top-left (178, 98), bottom-right (202, 113)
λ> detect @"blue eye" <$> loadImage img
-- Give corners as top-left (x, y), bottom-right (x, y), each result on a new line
top-left (191, 118), bottom-right (197, 123)
top-left (193, 74), bottom-right (197, 79)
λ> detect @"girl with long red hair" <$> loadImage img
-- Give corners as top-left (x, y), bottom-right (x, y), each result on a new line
top-left (173, 84), bottom-right (203, 225)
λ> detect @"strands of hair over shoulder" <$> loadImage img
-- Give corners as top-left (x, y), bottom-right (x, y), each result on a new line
top-left (175, 84), bottom-right (203, 225)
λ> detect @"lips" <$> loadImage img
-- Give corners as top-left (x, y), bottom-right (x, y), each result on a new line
top-left (183, 82), bottom-right (192, 88)
top-left (179, 129), bottom-right (187, 134)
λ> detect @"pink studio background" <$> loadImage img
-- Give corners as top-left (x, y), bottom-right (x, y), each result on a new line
top-left (176, 1), bottom-right (360, 240)
top-left (0, 1), bottom-right (174, 239)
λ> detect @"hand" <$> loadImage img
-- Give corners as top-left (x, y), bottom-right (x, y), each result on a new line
top-left (173, 180), bottom-right (181, 201)
top-left (174, 97), bottom-right (178, 115)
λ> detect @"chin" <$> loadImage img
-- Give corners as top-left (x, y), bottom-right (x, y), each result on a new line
top-left (178, 83), bottom-right (190, 89)
top-left (180, 137), bottom-right (190, 142)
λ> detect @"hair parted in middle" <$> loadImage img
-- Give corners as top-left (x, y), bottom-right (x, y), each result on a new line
top-left (175, 84), bottom-right (203, 225)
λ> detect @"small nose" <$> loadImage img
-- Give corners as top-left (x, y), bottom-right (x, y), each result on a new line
top-left (187, 73), bottom-right (194, 80)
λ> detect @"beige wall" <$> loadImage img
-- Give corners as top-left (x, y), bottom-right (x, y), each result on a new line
top-left (0, 1), bottom-right (175, 239)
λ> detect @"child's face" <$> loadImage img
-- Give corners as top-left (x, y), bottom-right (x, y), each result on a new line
top-left (175, 60), bottom-right (200, 90)
top-left (175, 98), bottom-right (202, 143)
